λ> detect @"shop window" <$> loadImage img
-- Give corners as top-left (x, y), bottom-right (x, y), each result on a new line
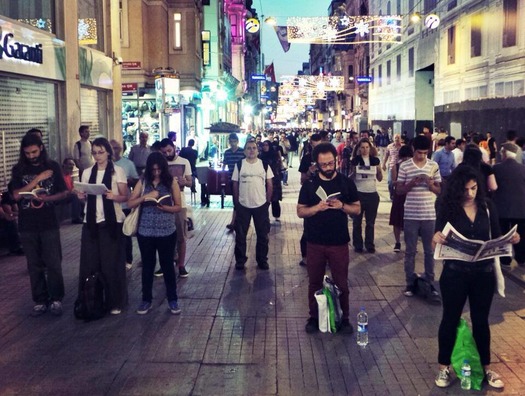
top-left (1, 0), bottom-right (56, 33)
top-left (78, 0), bottom-right (104, 51)
top-left (80, 88), bottom-right (107, 137)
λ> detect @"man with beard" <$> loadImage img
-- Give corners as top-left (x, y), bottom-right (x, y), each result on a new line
top-left (159, 138), bottom-right (193, 277)
top-left (11, 132), bottom-right (68, 316)
top-left (297, 143), bottom-right (360, 334)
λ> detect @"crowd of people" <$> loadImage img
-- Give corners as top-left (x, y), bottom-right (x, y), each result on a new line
top-left (1, 125), bottom-right (524, 391)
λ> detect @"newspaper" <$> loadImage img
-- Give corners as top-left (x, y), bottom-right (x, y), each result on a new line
top-left (433, 222), bottom-right (517, 262)
top-left (73, 182), bottom-right (109, 196)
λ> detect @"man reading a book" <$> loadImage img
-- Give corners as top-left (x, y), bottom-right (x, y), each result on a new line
top-left (297, 143), bottom-right (360, 334)
top-left (11, 133), bottom-right (68, 317)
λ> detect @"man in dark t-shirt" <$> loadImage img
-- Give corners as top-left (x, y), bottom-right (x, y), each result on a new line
top-left (11, 133), bottom-right (68, 317)
top-left (297, 143), bottom-right (360, 334)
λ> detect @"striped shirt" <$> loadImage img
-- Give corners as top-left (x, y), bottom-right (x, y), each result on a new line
top-left (398, 158), bottom-right (441, 220)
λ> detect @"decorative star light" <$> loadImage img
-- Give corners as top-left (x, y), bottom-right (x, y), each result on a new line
top-left (36, 19), bottom-right (46, 29)
top-left (339, 16), bottom-right (351, 27)
top-left (355, 20), bottom-right (370, 37)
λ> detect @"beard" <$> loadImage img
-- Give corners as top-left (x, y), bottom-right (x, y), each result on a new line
top-left (319, 168), bottom-right (336, 179)
top-left (166, 154), bottom-right (175, 161)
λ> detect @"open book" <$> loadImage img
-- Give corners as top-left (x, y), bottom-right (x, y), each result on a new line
top-left (143, 195), bottom-right (172, 206)
top-left (18, 187), bottom-right (47, 198)
top-left (433, 222), bottom-right (517, 262)
top-left (316, 186), bottom-right (342, 201)
top-left (74, 182), bottom-right (109, 195)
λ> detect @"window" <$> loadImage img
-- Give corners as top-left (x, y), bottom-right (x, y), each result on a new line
top-left (386, 60), bottom-right (391, 85)
top-left (0, 0), bottom-right (56, 33)
top-left (448, 0), bottom-right (457, 11)
top-left (78, 0), bottom-right (104, 51)
top-left (348, 65), bottom-right (354, 82)
top-left (173, 13), bottom-right (182, 50)
top-left (447, 26), bottom-right (456, 65)
top-left (119, 0), bottom-right (129, 48)
top-left (202, 30), bottom-right (211, 66)
top-left (408, 47), bottom-right (414, 77)
top-left (396, 0), bottom-right (401, 15)
top-left (471, 14), bottom-right (482, 58)
top-left (503, 0), bottom-right (517, 47)
top-left (424, 0), bottom-right (438, 13)
top-left (396, 54), bottom-right (401, 80)
top-left (378, 64), bottom-right (382, 87)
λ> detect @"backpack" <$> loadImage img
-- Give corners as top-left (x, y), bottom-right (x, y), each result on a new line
top-left (74, 272), bottom-right (108, 321)
top-left (235, 158), bottom-right (269, 174)
top-left (413, 276), bottom-right (441, 305)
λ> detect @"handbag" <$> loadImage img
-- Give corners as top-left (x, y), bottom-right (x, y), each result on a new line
top-left (122, 181), bottom-right (145, 237)
top-left (486, 209), bottom-right (506, 297)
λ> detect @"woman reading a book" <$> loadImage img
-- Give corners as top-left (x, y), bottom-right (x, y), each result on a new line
top-left (432, 165), bottom-right (519, 389)
top-left (76, 137), bottom-right (129, 315)
top-left (350, 138), bottom-right (382, 253)
top-left (127, 152), bottom-right (182, 315)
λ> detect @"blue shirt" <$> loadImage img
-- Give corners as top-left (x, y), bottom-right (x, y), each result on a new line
top-left (138, 183), bottom-right (176, 237)
top-left (432, 149), bottom-right (455, 178)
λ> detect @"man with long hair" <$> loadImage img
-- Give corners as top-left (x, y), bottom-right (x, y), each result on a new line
top-left (11, 132), bottom-right (68, 316)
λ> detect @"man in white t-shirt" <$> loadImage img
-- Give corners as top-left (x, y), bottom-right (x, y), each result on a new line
top-left (396, 135), bottom-right (442, 298)
top-left (160, 138), bottom-right (193, 278)
top-left (232, 140), bottom-right (274, 270)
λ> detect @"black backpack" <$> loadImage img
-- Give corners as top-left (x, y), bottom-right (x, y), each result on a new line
top-left (74, 272), bottom-right (108, 321)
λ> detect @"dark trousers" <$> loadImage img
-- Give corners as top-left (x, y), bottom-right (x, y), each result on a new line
top-left (20, 229), bottom-right (64, 304)
top-left (499, 218), bottom-right (525, 265)
top-left (123, 209), bottom-right (133, 263)
top-left (1, 219), bottom-right (22, 252)
top-left (352, 191), bottom-right (380, 250)
top-left (306, 242), bottom-right (350, 320)
top-left (438, 265), bottom-right (495, 366)
top-left (79, 223), bottom-right (127, 310)
top-left (234, 203), bottom-right (270, 266)
top-left (200, 183), bottom-right (209, 206)
top-left (271, 201), bottom-right (281, 218)
top-left (137, 232), bottom-right (177, 303)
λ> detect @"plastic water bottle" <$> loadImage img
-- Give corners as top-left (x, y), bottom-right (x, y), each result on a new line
top-left (357, 307), bottom-right (368, 346)
top-left (461, 359), bottom-right (471, 390)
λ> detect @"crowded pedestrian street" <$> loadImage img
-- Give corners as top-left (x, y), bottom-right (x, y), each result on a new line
top-left (1, 169), bottom-right (525, 395)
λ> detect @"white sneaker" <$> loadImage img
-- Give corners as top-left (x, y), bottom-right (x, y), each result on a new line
top-left (125, 262), bottom-right (133, 270)
top-left (110, 308), bottom-right (122, 315)
top-left (435, 366), bottom-right (453, 388)
top-left (485, 369), bottom-right (504, 389)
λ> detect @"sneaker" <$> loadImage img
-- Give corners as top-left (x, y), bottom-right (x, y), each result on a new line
top-left (367, 247), bottom-right (376, 254)
top-left (49, 301), bottom-right (63, 316)
top-left (136, 301), bottom-right (152, 315)
top-left (126, 262), bottom-right (133, 270)
top-left (305, 317), bottom-right (319, 333)
top-left (394, 243), bottom-right (401, 253)
top-left (154, 269), bottom-right (163, 277)
top-left (226, 224), bottom-right (235, 231)
top-left (429, 285), bottom-right (442, 304)
top-left (235, 263), bottom-right (246, 270)
top-left (110, 308), bottom-right (122, 315)
top-left (485, 369), bottom-right (504, 389)
top-left (299, 258), bottom-right (307, 267)
top-left (178, 267), bottom-right (189, 278)
top-left (337, 319), bottom-right (354, 335)
top-left (30, 304), bottom-right (47, 317)
top-left (403, 286), bottom-right (415, 297)
top-left (435, 366), bottom-right (453, 388)
top-left (168, 300), bottom-right (181, 315)
top-left (258, 262), bottom-right (270, 270)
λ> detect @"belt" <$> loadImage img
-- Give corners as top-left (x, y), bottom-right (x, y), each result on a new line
top-left (445, 262), bottom-right (493, 273)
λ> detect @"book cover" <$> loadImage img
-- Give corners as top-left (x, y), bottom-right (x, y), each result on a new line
top-left (18, 187), bottom-right (47, 198)
top-left (143, 194), bottom-right (172, 206)
top-left (315, 186), bottom-right (342, 201)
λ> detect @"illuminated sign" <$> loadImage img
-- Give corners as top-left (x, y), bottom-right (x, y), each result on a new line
top-left (251, 74), bottom-right (267, 81)
top-left (356, 76), bottom-right (373, 83)
top-left (0, 32), bottom-right (43, 64)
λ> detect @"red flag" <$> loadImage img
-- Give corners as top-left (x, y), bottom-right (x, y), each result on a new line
top-left (264, 62), bottom-right (276, 83)
top-left (274, 26), bottom-right (291, 53)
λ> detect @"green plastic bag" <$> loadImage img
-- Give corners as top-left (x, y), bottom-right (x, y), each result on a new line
top-left (323, 288), bottom-right (337, 333)
top-left (451, 318), bottom-right (484, 390)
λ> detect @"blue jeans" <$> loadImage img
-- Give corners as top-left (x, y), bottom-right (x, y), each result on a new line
top-left (352, 191), bottom-right (380, 250)
top-left (20, 228), bottom-right (64, 303)
top-left (403, 219), bottom-right (435, 285)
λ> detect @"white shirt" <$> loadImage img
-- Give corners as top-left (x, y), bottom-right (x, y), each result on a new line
top-left (167, 156), bottom-right (192, 208)
top-left (232, 159), bottom-right (274, 208)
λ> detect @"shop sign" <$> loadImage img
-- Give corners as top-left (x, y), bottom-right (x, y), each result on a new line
top-left (122, 83), bottom-right (138, 92)
top-left (122, 61), bottom-right (141, 70)
top-left (356, 76), bottom-right (373, 83)
top-left (0, 32), bottom-right (43, 64)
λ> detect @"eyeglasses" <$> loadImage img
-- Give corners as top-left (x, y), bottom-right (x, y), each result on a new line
top-left (318, 160), bottom-right (336, 168)
top-left (91, 150), bottom-right (107, 156)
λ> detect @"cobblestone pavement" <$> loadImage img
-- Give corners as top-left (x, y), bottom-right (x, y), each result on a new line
top-left (1, 168), bottom-right (525, 395)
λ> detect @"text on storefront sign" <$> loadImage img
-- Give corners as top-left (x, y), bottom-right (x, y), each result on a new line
top-left (0, 32), bottom-right (43, 64)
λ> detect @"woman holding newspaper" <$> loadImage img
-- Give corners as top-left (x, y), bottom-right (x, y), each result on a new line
top-left (432, 165), bottom-right (520, 389)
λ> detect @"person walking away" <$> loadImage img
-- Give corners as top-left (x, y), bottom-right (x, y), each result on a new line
top-left (297, 143), bottom-right (360, 334)
top-left (382, 134), bottom-right (402, 200)
top-left (127, 153), bottom-right (182, 314)
top-left (179, 139), bottom-right (199, 194)
top-left (432, 165), bottom-right (519, 389)
top-left (350, 138), bottom-right (383, 253)
top-left (76, 137), bottom-right (129, 315)
top-left (396, 135), bottom-right (442, 297)
top-left (388, 145), bottom-right (413, 252)
top-left (259, 140), bottom-right (283, 222)
top-left (11, 133), bottom-right (68, 316)
top-left (432, 136), bottom-right (456, 182)
top-left (232, 140), bottom-right (273, 270)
